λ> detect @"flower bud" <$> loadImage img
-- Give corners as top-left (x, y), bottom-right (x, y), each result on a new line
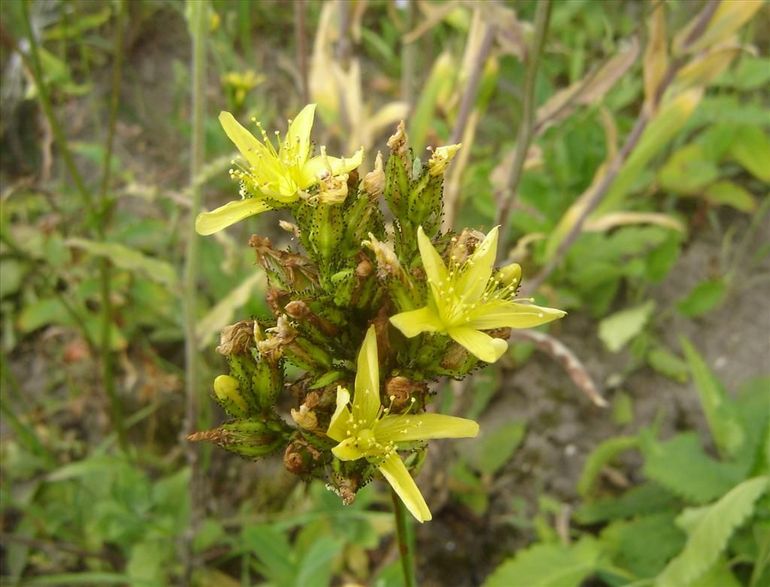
top-left (317, 173), bottom-right (349, 205)
top-left (283, 437), bottom-right (322, 475)
top-left (362, 233), bottom-right (402, 279)
top-left (188, 419), bottom-right (287, 460)
top-left (290, 405), bottom-right (318, 431)
top-left (497, 263), bottom-right (522, 289)
top-left (428, 143), bottom-right (462, 176)
top-left (213, 374), bottom-right (249, 417)
top-left (216, 320), bottom-right (255, 355)
top-left (363, 152), bottom-right (385, 198)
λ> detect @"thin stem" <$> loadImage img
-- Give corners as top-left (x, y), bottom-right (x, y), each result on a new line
top-left (522, 0), bottom-right (720, 295)
top-left (294, 0), bottom-right (309, 105)
top-left (20, 0), bottom-right (92, 209)
top-left (443, 23), bottom-right (496, 229)
top-left (182, 1), bottom-right (207, 584)
top-left (401, 0), bottom-right (417, 109)
top-left (97, 0), bottom-right (129, 454)
top-left (391, 489), bottom-right (417, 587)
top-left (496, 0), bottom-right (552, 252)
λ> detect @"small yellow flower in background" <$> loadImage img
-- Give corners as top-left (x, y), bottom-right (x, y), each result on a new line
top-left (327, 326), bottom-right (479, 522)
top-left (221, 70), bottom-right (265, 109)
top-left (196, 104), bottom-right (364, 235)
top-left (390, 226), bottom-right (566, 364)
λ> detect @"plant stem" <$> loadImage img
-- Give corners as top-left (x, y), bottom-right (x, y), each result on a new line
top-left (20, 0), bottom-right (92, 209)
top-left (294, 0), bottom-right (309, 105)
top-left (97, 0), bottom-right (129, 454)
top-left (182, 0), bottom-right (207, 584)
top-left (496, 0), bottom-right (552, 252)
top-left (391, 489), bottom-right (417, 587)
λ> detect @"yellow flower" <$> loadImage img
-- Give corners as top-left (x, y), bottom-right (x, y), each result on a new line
top-left (327, 326), bottom-right (479, 522)
top-left (196, 104), bottom-right (364, 235)
top-left (390, 226), bottom-right (566, 363)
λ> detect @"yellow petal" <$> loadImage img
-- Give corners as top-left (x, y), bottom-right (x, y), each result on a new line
top-left (352, 326), bottom-right (381, 426)
top-left (417, 226), bottom-right (448, 286)
top-left (283, 104), bottom-right (316, 166)
top-left (467, 302), bottom-right (566, 330)
top-left (300, 148), bottom-right (365, 188)
top-left (389, 306), bottom-right (444, 338)
top-left (195, 199), bottom-right (272, 235)
top-left (332, 437), bottom-right (364, 461)
top-left (447, 326), bottom-right (508, 363)
top-left (455, 226), bottom-right (498, 303)
top-left (378, 453), bottom-right (432, 523)
top-left (218, 111), bottom-right (271, 168)
top-left (375, 413), bottom-right (479, 443)
top-left (327, 386), bottom-right (353, 442)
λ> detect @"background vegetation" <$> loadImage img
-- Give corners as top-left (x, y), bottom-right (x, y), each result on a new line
top-left (0, 0), bottom-right (768, 585)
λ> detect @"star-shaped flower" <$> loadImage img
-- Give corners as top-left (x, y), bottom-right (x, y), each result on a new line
top-left (327, 326), bottom-right (479, 522)
top-left (390, 226), bottom-right (566, 363)
top-left (196, 104), bottom-right (364, 235)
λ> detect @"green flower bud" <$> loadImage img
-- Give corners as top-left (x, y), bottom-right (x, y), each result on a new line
top-left (188, 419), bottom-right (287, 460)
top-left (497, 263), bottom-right (522, 289)
top-left (213, 374), bottom-right (249, 417)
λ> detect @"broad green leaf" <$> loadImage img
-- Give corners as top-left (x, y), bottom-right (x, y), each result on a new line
top-left (576, 482), bottom-right (680, 525)
top-left (599, 513), bottom-right (685, 579)
top-left (659, 144), bottom-right (719, 194)
top-left (241, 524), bottom-right (296, 585)
top-left (728, 125), bottom-right (770, 182)
top-left (598, 301), bottom-right (656, 353)
top-left (702, 181), bottom-right (757, 213)
top-left (483, 537), bottom-right (601, 587)
top-left (680, 337), bottom-right (745, 457)
top-left (656, 476), bottom-right (769, 587)
top-left (677, 279), bottom-right (728, 317)
top-left (67, 238), bottom-right (177, 287)
top-left (688, 558), bottom-right (741, 587)
top-left (295, 537), bottom-right (343, 587)
top-left (642, 433), bottom-right (746, 504)
top-left (578, 436), bottom-right (639, 497)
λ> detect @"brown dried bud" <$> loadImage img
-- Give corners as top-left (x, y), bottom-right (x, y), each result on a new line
top-left (448, 228), bottom-right (486, 265)
top-left (290, 405), bottom-right (318, 431)
top-left (285, 300), bottom-right (311, 320)
top-left (283, 437), bottom-right (321, 475)
top-left (387, 121), bottom-right (408, 156)
top-left (317, 172), bottom-right (349, 205)
top-left (385, 376), bottom-right (426, 411)
top-left (363, 151), bottom-right (385, 198)
top-left (216, 320), bottom-right (255, 355)
top-left (356, 257), bottom-right (373, 277)
top-left (362, 233), bottom-right (402, 279)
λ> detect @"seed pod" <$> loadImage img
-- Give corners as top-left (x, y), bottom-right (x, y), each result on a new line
top-left (188, 418), bottom-right (287, 460)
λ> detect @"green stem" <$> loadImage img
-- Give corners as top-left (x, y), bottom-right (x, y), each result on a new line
top-left (496, 0), bottom-right (552, 251)
top-left (182, 1), bottom-right (207, 584)
top-left (20, 0), bottom-right (92, 209)
top-left (97, 0), bottom-right (129, 454)
top-left (391, 489), bottom-right (417, 587)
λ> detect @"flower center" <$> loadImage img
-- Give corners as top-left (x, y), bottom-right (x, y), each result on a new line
top-left (356, 428), bottom-right (376, 450)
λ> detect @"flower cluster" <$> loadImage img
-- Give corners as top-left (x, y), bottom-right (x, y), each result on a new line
top-left (190, 105), bottom-right (564, 521)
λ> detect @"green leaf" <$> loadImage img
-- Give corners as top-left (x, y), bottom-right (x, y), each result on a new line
top-left (483, 537), bottom-right (601, 587)
top-left (598, 301), bottom-right (656, 353)
top-left (656, 476), bottom-right (769, 587)
top-left (295, 537), bottom-right (343, 587)
top-left (241, 524), bottom-right (296, 585)
top-left (658, 144), bottom-right (720, 194)
top-left (677, 279), bottom-right (729, 317)
top-left (66, 238), bottom-right (178, 287)
top-left (647, 346), bottom-right (689, 383)
top-left (599, 513), bottom-right (685, 579)
top-left (641, 433), bottom-right (746, 504)
top-left (576, 482), bottom-right (680, 525)
top-left (578, 435), bottom-right (639, 497)
top-left (467, 421), bottom-right (527, 477)
top-left (702, 181), bottom-right (757, 213)
top-left (680, 337), bottom-right (745, 457)
top-left (728, 125), bottom-right (770, 182)
top-left (688, 558), bottom-right (741, 587)
top-left (20, 573), bottom-right (133, 585)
